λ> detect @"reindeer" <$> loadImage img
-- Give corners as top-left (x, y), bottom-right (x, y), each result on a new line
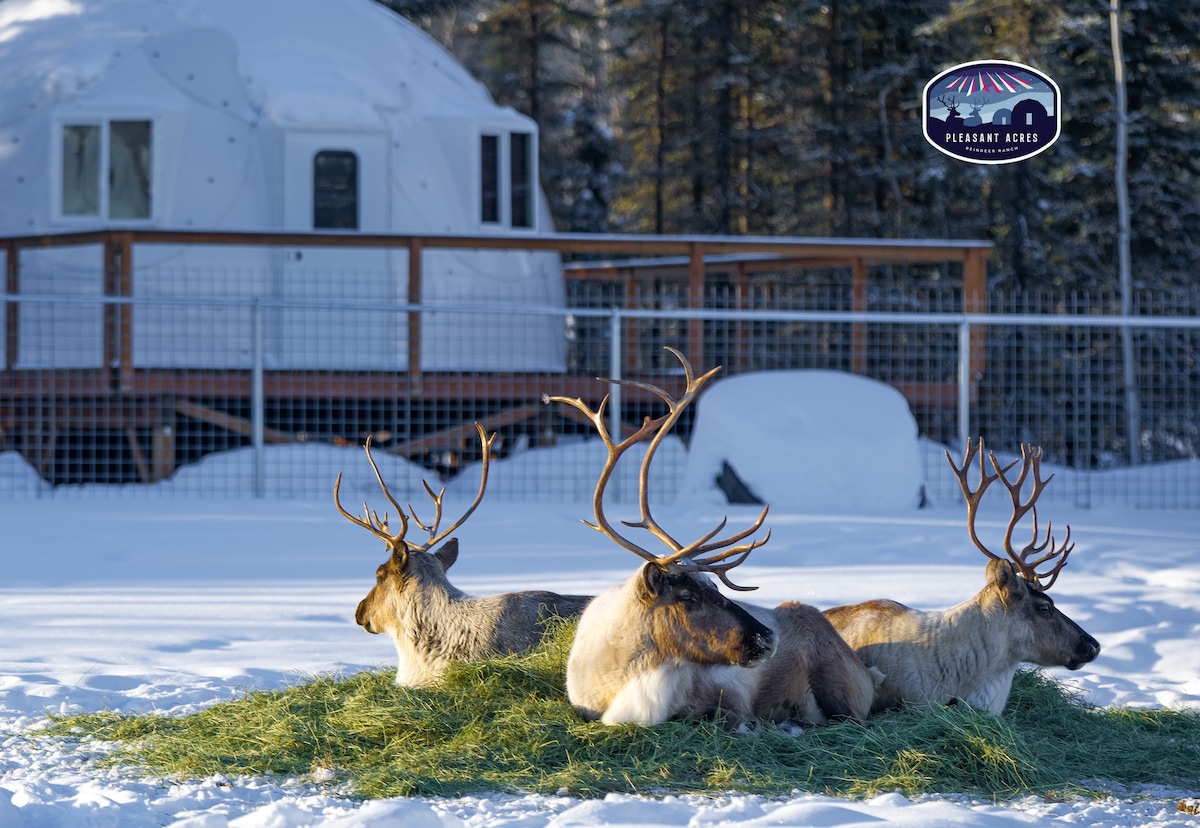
top-left (965, 95), bottom-right (989, 126)
top-left (823, 439), bottom-right (1101, 714)
top-left (548, 348), bottom-right (876, 729)
top-left (338, 423), bottom-right (592, 687)
top-left (747, 600), bottom-right (879, 727)
top-left (938, 93), bottom-right (962, 123)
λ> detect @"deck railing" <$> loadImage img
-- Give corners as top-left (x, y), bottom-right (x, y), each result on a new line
top-left (4, 229), bottom-right (991, 388)
top-left (6, 230), bottom-right (1197, 508)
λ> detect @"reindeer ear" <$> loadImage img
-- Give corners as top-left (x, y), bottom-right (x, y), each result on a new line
top-left (638, 562), bottom-right (669, 600)
top-left (433, 537), bottom-right (460, 571)
top-left (987, 558), bottom-right (1026, 605)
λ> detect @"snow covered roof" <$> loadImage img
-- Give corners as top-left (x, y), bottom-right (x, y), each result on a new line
top-left (0, 0), bottom-right (495, 130)
top-left (0, 0), bottom-right (564, 373)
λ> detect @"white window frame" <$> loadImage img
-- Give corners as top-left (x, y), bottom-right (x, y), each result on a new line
top-left (477, 127), bottom-right (538, 232)
top-left (51, 114), bottom-right (158, 225)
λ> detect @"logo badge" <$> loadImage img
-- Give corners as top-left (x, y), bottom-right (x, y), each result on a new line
top-left (922, 60), bottom-right (1061, 165)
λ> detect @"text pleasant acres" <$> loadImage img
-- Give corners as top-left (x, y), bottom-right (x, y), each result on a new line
top-left (943, 131), bottom-right (1042, 144)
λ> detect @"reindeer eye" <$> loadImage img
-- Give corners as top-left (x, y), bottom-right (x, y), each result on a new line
top-left (1037, 602), bottom-right (1052, 616)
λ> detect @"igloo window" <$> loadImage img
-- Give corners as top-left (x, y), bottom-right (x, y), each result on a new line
top-left (61, 125), bottom-right (101, 216)
top-left (510, 132), bottom-right (532, 229)
top-left (480, 135), bottom-right (500, 224)
top-left (480, 131), bottom-right (535, 229)
top-left (59, 119), bottom-right (152, 220)
top-left (313, 150), bottom-right (359, 230)
top-left (109, 121), bottom-right (152, 220)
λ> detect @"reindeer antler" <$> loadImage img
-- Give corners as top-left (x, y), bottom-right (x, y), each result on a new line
top-left (946, 438), bottom-right (1073, 591)
top-left (545, 346), bottom-right (770, 591)
top-left (335, 423), bottom-right (497, 555)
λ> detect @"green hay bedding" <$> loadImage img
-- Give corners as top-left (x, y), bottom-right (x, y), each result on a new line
top-left (44, 622), bottom-right (1200, 800)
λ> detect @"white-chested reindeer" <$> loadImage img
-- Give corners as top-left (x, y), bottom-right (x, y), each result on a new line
top-left (337, 423), bottom-right (591, 687)
top-left (824, 438), bottom-right (1101, 714)
top-left (548, 348), bottom-right (876, 730)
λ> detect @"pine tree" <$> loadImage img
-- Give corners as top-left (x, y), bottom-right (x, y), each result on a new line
top-left (377, 0), bottom-right (1200, 292)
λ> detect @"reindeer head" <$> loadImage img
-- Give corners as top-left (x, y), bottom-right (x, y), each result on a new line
top-left (337, 424), bottom-right (496, 636)
top-left (547, 346), bottom-right (776, 670)
top-left (354, 537), bottom-right (460, 634)
top-left (937, 94), bottom-right (960, 115)
top-left (635, 564), bottom-right (775, 667)
top-left (947, 438), bottom-right (1101, 670)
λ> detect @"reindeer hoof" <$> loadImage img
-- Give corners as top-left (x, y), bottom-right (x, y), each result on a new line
top-left (731, 717), bottom-right (761, 735)
top-left (775, 718), bottom-right (806, 737)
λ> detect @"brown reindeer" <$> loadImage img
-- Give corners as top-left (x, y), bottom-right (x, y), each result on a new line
top-left (748, 600), bottom-right (879, 727)
top-left (338, 423), bottom-right (591, 687)
top-left (824, 438), bottom-right (1101, 714)
top-left (549, 347), bottom-right (875, 729)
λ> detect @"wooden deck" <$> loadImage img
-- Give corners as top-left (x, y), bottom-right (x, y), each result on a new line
top-left (2, 229), bottom-right (990, 483)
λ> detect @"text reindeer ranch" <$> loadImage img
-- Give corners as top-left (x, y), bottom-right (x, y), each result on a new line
top-left (824, 439), bottom-right (1100, 714)
top-left (547, 348), bottom-right (877, 731)
top-left (335, 424), bottom-right (591, 687)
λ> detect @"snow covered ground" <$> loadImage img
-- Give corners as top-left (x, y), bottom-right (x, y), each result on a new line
top-left (2, 372), bottom-right (1199, 826)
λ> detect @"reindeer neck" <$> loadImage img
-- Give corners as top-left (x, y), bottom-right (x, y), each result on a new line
top-left (938, 586), bottom-right (1018, 647)
top-left (397, 576), bottom-right (497, 653)
top-left (604, 577), bottom-right (675, 673)
top-left (929, 587), bottom-right (1022, 713)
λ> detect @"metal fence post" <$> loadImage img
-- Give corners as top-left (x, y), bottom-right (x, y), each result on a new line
top-left (251, 299), bottom-right (265, 498)
top-left (958, 318), bottom-right (971, 454)
top-left (608, 308), bottom-right (623, 448)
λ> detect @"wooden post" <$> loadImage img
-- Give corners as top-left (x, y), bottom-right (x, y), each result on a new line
top-left (963, 247), bottom-right (988, 400)
top-left (733, 260), bottom-right (750, 372)
top-left (623, 267), bottom-right (639, 374)
top-left (117, 233), bottom-right (134, 392)
top-left (103, 238), bottom-right (118, 380)
top-left (152, 396), bottom-right (176, 482)
top-left (103, 233), bottom-right (135, 392)
top-left (126, 424), bottom-right (152, 484)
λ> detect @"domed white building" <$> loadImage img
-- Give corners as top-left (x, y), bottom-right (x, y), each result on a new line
top-left (0, 0), bottom-right (564, 372)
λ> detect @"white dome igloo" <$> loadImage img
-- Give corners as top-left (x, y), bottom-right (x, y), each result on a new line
top-left (0, 0), bottom-right (564, 372)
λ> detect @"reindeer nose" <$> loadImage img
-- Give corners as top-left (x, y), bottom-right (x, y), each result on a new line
top-left (744, 629), bottom-right (777, 666)
top-left (1069, 634), bottom-right (1101, 669)
top-left (355, 599), bottom-right (378, 633)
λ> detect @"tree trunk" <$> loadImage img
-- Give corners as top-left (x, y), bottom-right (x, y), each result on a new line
top-left (1110, 0), bottom-right (1141, 464)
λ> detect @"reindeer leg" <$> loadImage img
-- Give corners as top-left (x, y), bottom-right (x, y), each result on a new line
top-left (809, 653), bottom-right (873, 724)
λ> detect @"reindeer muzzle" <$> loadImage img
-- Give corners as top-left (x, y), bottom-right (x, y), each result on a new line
top-left (739, 627), bottom-right (777, 667)
top-left (1066, 633), bottom-right (1101, 670)
top-left (355, 599), bottom-right (380, 634)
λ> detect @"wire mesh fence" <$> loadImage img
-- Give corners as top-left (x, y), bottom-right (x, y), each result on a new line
top-left (3, 243), bottom-right (1198, 508)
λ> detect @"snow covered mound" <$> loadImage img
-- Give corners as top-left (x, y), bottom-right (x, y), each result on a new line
top-left (0, 451), bottom-right (49, 496)
top-left (682, 370), bottom-right (923, 512)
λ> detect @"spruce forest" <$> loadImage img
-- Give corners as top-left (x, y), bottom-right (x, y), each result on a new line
top-left (381, 0), bottom-right (1199, 292)
top-left (378, 0), bottom-right (1199, 474)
